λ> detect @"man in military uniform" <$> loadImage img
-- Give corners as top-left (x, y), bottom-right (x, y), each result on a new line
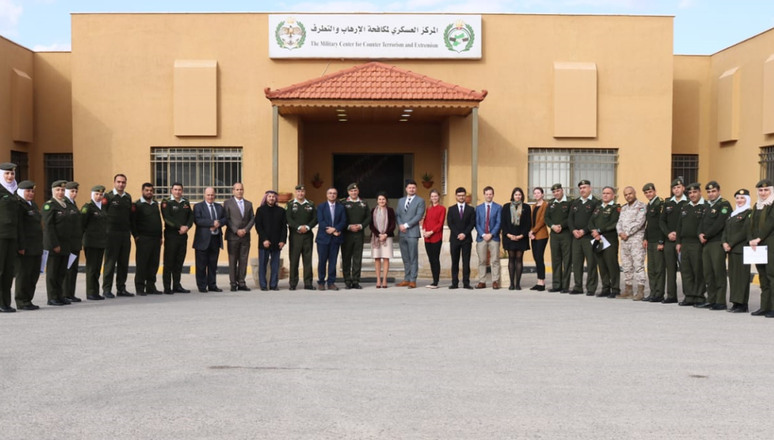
top-left (63, 181), bottom-right (83, 303)
top-left (722, 188), bottom-right (751, 313)
top-left (286, 184), bottom-right (317, 290)
top-left (748, 179), bottom-right (774, 317)
top-left (676, 182), bottom-right (706, 306)
top-left (14, 180), bottom-right (42, 310)
top-left (131, 183), bottom-right (163, 295)
top-left (81, 185), bottom-right (108, 300)
top-left (161, 182), bottom-right (193, 294)
top-left (659, 179), bottom-right (687, 304)
top-left (103, 173), bottom-right (133, 298)
top-left (642, 183), bottom-right (666, 302)
top-left (698, 181), bottom-right (732, 310)
top-left (616, 186), bottom-right (647, 300)
top-left (568, 179), bottom-right (601, 295)
top-left (545, 183), bottom-right (572, 293)
top-left (43, 180), bottom-right (77, 306)
top-left (589, 186), bottom-right (621, 298)
top-left (0, 162), bottom-right (19, 312)
top-left (341, 183), bottom-right (371, 289)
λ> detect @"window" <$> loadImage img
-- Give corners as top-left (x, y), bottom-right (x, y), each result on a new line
top-left (10, 150), bottom-right (28, 182)
top-left (151, 147), bottom-right (242, 201)
top-left (759, 147), bottom-right (774, 181)
top-left (44, 153), bottom-right (73, 200)
top-left (528, 148), bottom-right (617, 198)
top-left (672, 154), bottom-right (699, 185)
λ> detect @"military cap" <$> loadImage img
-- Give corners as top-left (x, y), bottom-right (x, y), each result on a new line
top-left (0, 162), bottom-right (16, 171)
top-left (756, 179), bottom-right (773, 188)
top-left (734, 188), bottom-right (750, 197)
top-left (578, 180), bottom-right (591, 187)
top-left (91, 185), bottom-right (105, 192)
top-left (550, 183), bottom-right (562, 191)
top-left (18, 180), bottom-right (35, 190)
top-left (295, 184), bottom-right (305, 190)
top-left (671, 178), bottom-right (684, 188)
top-left (686, 182), bottom-right (701, 191)
top-left (705, 181), bottom-right (720, 191)
top-left (65, 181), bottom-right (79, 190)
top-left (642, 183), bottom-right (655, 192)
top-left (52, 180), bottom-right (67, 188)
top-left (347, 183), bottom-right (359, 191)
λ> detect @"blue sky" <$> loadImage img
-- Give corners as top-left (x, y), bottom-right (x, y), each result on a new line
top-left (1, 0), bottom-right (773, 54)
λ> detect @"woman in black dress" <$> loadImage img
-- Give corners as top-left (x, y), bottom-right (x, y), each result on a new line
top-left (502, 187), bottom-right (532, 290)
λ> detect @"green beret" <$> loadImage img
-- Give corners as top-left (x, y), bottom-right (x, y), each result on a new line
top-left (686, 182), bottom-right (701, 191)
top-left (578, 180), bottom-right (591, 187)
top-left (91, 185), bottom-right (105, 192)
top-left (671, 178), bottom-right (684, 188)
top-left (756, 179), bottom-right (772, 188)
top-left (705, 181), bottom-right (720, 191)
top-left (347, 183), bottom-right (359, 191)
top-left (295, 184), bottom-right (305, 191)
top-left (52, 180), bottom-right (67, 188)
top-left (0, 162), bottom-right (16, 171)
top-left (65, 181), bottom-right (79, 190)
top-left (550, 183), bottom-right (562, 191)
top-left (18, 180), bottom-right (35, 190)
top-left (734, 188), bottom-right (750, 197)
top-left (642, 183), bottom-right (655, 192)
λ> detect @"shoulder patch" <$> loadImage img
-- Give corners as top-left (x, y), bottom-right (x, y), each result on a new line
top-left (721, 207), bottom-right (728, 214)
top-left (81, 206), bottom-right (88, 214)
top-left (43, 203), bottom-right (50, 211)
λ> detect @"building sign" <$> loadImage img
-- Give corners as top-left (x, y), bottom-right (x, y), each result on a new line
top-left (269, 14), bottom-right (481, 59)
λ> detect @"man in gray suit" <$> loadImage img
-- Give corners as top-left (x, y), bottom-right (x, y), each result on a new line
top-left (396, 180), bottom-right (425, 288)
top-left (223, 182), bottom-right (254, 291)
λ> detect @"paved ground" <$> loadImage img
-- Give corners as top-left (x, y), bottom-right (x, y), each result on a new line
top-left (2, 272), bottom-right (773, 440)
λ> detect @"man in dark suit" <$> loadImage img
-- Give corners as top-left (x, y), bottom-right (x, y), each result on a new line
top-left (447, 186), bottom-right (476, 289)
top-left (223, 182), bottom-right (254, 291)
top-left (316, 187), bottom-right (347, 290)
top-left (193, 187), bottom-right (226, 292)
top-left (255, 190), bottom-right (287, 291)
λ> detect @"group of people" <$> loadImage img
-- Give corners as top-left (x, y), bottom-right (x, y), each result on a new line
top-left (1, 159), bottom-right (773, 318)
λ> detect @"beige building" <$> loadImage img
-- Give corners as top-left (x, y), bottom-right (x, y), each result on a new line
top-left (1, 12), bottom-right (772, 268)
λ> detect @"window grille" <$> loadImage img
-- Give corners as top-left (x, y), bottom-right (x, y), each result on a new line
top-left (528, 148), bottom-right (618, 198)
top-left (44, 153), bottom-right (73, 200)
top-left (759, 147), bottom-right (774, 182)
top-left (151, 147), bottom-right (242, 201)
top-left (672, 154), bottom-right (699, 185)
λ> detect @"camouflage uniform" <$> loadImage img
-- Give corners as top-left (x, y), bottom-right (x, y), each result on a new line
top-left (616, 199), bottom-right (647, 291)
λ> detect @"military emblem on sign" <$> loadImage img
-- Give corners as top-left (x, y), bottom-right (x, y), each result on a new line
top-left (444, 19), bottom-right (475, 53)
top-left (275, 17), bottom-right (306, 50)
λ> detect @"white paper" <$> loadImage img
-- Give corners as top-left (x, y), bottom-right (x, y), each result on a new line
top-left (40, 250), bottom-right (48, 273)
top-left (744, 246), bottom-right (768, 265)
top-left (67, 253), bottom-right (78, 269)
top-left (591, 236), bottom-right (611, 251)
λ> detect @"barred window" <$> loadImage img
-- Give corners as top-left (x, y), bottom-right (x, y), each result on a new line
top-left (672, 154), bottom-right (699, 185)
top-left (528, 148), bottom-right (617, 198)
top-left (759, 147), bottom-right (774, 181)
top-left (44, 153), bottom-right (73, 200)
top-left (151, 147), bottom-right (242, 201)
top-left (10, 151), bottom-right (29, 182)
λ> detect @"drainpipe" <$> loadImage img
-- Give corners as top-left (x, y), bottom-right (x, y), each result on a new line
top-left (471, 107), bottom-right (479, 205)
top-left (272, 105), bottom-right (279, 191)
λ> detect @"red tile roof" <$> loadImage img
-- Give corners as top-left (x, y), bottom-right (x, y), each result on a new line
top-left (265, 62), bottom-right (487, 101)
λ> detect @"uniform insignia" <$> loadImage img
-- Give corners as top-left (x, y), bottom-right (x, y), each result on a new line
top-left (616, 207), bottom-right (621, 213)
top-left (131, 204), bottom-right (137, 212)
top-left (162, 202), bottom-right (167, 209)
top-left (81, 206), bottom-right (88, 214)
top-left (681, 210), bottom-right (687, 216)
top-left (43, 203), bottom-right (50, 211)
top-left (721, 208), bottom-right (728, 214)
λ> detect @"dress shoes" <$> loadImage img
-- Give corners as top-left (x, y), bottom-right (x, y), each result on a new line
top-left (163, 289), bottom-right (174, 295)
top-left (62, 297), bottom-right (71, 304)
top-left (260, 287), bottom-right (269, 291)
top-left (198, 288), bottom-right (208, 293)
top-left (147, 288), bottom-right (163, 295)
top-left (65, 296), bottom-right (82, 303)
top-left (47, 299), bottom-right (66, 306)
top-left (533, 285), bottom-right (545, 291)
top-left (173, 286), bottom-right (191, 293)
top-left (270, 287), bottom-right (279, 291)
top-left (427, 283), bottom-right (439, 289)
top-left (569, 289), bottom-right (583, 295)
top-left (304, 285), bottom-right (317, 291)
top-left (408, 282), bottom-right (416, 289)
top-left (116, 290), bottom-right (134, 297)
top-left (238, 285), bottom-right (251, 292)
top-left (345, 282), bottom-right (353, 289)
top-left (492, 282), bottom-right (500, 290)
top-left (397, 280), bottom-right (410, 287)
top-left (0, 306), bottom-right (16, 313)
top-left (766, 311), bottom-right (774, 318)
top-left (662, 297), bottom-right (678, 304)
top-left (642, 296), bottom-right (652, 302)
top-left (20, 304), bottom-right (39, 310)
top-left (463, 285), bottom-right (474, 290)
top-left (728, 304), bottom-right (748, 313)
top-left (289, 285), bottom-right (296, 291)
top-left (751, 309), bottom-right (768, 316)
top-left (327, 284), bottom-right (340, 291)
top-left (449, 285), bottom-right (459, 290)
top-left (595, 291), bottom-right (607, 297)
top-left (231, 286), bottom-right (238, 292)
top-left (509, 285), bottom-right (516, 291)
top-left (560, 289), bottom-right (570, 294)
top-left (317, 283), bottom-right (326, 291)
top-left (678, 300), bottom-right (694, 306)
top-left (693, 302), bottom-right (710, 309)
top-left (607, 292), bottom-right (618, 298)
top-left (208, 287), bottom-right (223, 292)
top-left (103, 292), bottom-right (116, 299)
top-left (136, 290), bottom-right (147, 296)
top-left (87, 295), bottom-right (105, 300)
top-left (710, 304), bottom-right (727, 311)
top-left (475, 283), bottom-right (487, 289)
top-left (548, 288), bottom-right (562, 292)
top-left (352, 283), bottom-right (362, 289)
top-left (586, 291), bottom-right (596, 296)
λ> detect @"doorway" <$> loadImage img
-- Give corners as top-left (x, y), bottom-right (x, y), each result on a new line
top-left (332, 153), bottom-right (413, 208)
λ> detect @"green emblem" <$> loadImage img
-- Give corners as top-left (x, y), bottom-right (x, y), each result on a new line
top-left (721, 207), bottom-right (728, 214)
top-left (81, 206), bottom-right (88, 214)
top-left (444, 20), bottom-right (475, 53)
top-left (43, 203), bottom-right (50, 211)
top-left (275, 18), bottom-right (306, 50)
